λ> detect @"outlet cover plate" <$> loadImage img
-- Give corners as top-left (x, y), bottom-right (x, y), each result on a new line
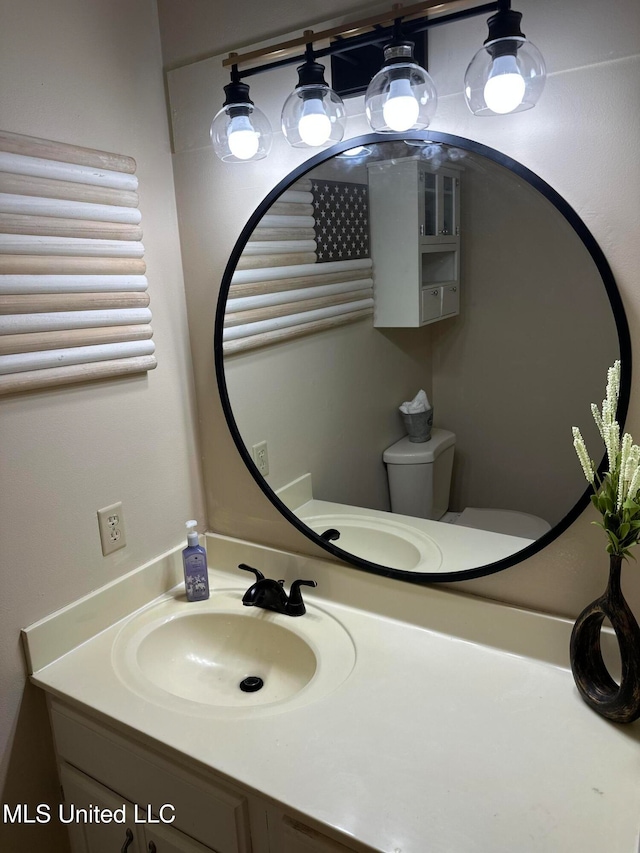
top-left (97, 502), bottom-right (126, 556)
top-left (252, 441), bottom-right (269, 476)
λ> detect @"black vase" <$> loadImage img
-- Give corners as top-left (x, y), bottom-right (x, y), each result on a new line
top-left (570, 554), bottom-right (640, 723)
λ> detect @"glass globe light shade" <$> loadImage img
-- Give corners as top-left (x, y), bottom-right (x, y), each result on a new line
top-left (281, 84), bottom-right (346, 149)
top-left (464, 35), bottom-right (546, 116)
top-left (365, 44), bottom-right (437, 133)
top-left (210, 102), bottom-right (272, 162)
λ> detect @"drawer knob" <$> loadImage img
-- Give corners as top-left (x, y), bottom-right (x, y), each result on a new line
top-left (121, 828), bottom-right (134, 852)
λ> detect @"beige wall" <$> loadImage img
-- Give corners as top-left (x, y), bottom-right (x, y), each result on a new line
top-left (157, 0), bottom-right (384, 70)
top-left (0, 2), bottom-right (205, 851)
top-left (433, 155), bottom-right (619, 525)
top-left (0, 1), bottom-right (635, 849)
top-left (226, 320), bottom-right (433, 511)
top-left (161, 0), bottom-right (640, 618)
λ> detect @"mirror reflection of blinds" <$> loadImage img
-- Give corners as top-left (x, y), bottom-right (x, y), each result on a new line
top-left (223, 179), bottom-right (373, 355)
top-left (0, 130), bottom-right (155, 395)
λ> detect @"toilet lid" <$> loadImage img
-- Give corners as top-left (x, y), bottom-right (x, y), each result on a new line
top-left (383, 427), bottom-right (455, 463)
top-left (455, 507), bottom-right (552, 540)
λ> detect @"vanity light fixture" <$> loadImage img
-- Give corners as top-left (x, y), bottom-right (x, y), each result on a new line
top-left (281, 37), bottom-right (347, 149)
top-left (464, 0), bottom-right (546, 115)
top-left (364, 18), bottom-right (437, 132)
top-left (210, 63), bottom-right (272, 162)
top-left (212, 0), bottom-right (546, 162)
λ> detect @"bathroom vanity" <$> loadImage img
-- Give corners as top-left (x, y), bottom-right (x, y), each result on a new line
top-left (23, 534), bottom-right (640, 853)
top-left (50, 702), bottom-right (364, 853)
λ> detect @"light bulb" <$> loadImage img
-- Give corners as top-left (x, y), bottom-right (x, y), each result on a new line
top-left (281, 51), bottom-right (345, 149)
top-left (227, 114), bottom-right (260, 160)
top-left (484, 54), bottom-right (526, 114)
top-left (298, 97), bottom-right (332, 146)
top-left (382, 78), bottom-right (420, 132)
top-left (464, 7), bottom-right (546, 118)
top-left (211, 75), bottom-right (271, 162)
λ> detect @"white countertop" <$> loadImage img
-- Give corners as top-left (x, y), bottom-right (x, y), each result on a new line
top-left (23, 534), bottom-right (640, 853)
top-left (296, 497), bottom-right (536, 573)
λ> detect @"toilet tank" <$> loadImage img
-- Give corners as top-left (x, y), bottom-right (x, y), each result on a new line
top-left (383, 428), bottom-right (456, 520)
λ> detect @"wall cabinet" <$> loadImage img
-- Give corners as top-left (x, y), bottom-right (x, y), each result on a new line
top-left (368, 157), bottom-right (461, 328)
top-left (49, 701), bottom-right (377, 853)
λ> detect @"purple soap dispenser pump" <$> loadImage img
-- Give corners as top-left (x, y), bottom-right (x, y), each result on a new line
top-left (182, 520), bottom-right (210, 602)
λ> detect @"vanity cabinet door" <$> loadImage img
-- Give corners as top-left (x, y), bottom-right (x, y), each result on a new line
top-left (59, 763), bottom-right (222, 853)
top-left (50, 703), bottom-right (252, 853)
top-left (59, 763), bottom-right (143, 853)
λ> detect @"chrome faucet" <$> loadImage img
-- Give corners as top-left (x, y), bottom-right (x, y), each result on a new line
top-left (238, 564), bottom-right (317, 616)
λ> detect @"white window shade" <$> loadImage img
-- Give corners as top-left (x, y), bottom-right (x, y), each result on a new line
top-left (0, 130), bottom-right (155, 395)
top-left (223, 179), bottom-right (373, 355)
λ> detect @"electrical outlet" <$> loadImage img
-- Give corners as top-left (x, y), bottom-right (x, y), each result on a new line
top-left (97, 501), bottom-right (126, 556)
top-left (252, 440), bottom-right (269, 476)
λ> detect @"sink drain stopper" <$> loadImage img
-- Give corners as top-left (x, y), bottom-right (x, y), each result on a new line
top-left (239, 676), bottom-right (264, 693)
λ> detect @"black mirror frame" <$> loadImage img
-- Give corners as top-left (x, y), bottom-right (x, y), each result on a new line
top-left (214, 131), bottom-right (632, 584)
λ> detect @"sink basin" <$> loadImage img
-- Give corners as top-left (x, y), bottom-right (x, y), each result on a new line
top-left (113, 589), bottom-right (356, 717)
top-left (301, 512), bottom-right (442, 571)
top-left (136, 612), bottom-right (316, 706)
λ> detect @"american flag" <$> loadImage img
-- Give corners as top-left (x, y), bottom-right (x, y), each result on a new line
top-left (311, 180), bottom-right (370, 263)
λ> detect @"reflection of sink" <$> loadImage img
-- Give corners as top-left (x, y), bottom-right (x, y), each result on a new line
top-left (113, 590), bottom-right (355, 717)
top-left (302, 513), bottom-right (443, 572)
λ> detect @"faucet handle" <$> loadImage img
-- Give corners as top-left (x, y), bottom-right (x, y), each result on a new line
top-left (237, 563), bottom-right (265, 582)
top-left (286, 579), bottom-right (317, 617)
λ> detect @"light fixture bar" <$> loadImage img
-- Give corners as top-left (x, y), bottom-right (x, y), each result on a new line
top-left (318, 2), bottom-right (496, 61)
top-left (222, 0), bottom-right (496, 71)
top-left (210, 0), bottom-right (545, 163)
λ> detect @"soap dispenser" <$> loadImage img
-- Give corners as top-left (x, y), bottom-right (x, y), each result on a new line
top-left (182, 520), bottom-right (210, 602)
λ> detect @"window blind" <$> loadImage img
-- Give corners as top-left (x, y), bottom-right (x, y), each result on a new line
top-left (223, 178), bottom-right (373, 355)
top-left (0, 130), bottom-right (155, 395)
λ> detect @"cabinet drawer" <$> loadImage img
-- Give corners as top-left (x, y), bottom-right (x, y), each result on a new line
top-left (50, 703), bottom-right (251, 853)
top-left (441, 284), bottom-right (459, 316)
top-left (281, 817), bottom-right (363, 852)
top-left (420, 287), bottom-right (441, 322)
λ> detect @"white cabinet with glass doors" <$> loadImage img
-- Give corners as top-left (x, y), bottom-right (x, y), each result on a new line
top-left (368, 156), bottom-right (461, 327)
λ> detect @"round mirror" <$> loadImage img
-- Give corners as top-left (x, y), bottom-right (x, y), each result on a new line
top-left (214, 132), bottom-right (630, 582)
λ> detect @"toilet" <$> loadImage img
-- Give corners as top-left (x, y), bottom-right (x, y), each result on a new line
top-left (383, 427), bottom-right (552, 540)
